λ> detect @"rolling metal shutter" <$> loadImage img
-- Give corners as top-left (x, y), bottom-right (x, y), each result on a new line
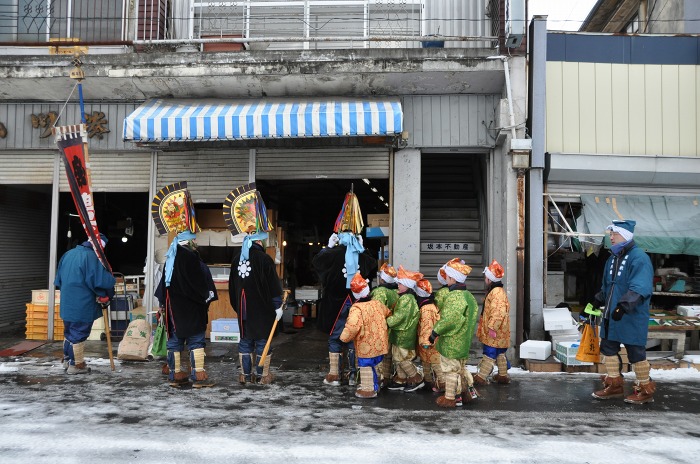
top-left (255, 147), bottom-right (390, 179)
top-left (0, 152), bottom-right (55, 184)
top-left (156, 150), bottom-right (250, 203)
top-left (59, 151), bottom-right (152, 192)
top-left (0, 185), bottom-right (51, 329)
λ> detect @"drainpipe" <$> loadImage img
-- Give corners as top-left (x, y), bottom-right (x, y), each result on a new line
top-left (487, 54), bottom-right (524, 344)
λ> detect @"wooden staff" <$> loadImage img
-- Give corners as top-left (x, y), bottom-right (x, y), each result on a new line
top-left (258, 290), bottom-right (290, 367)
top-left (101, 305), bottom-right (115, 371)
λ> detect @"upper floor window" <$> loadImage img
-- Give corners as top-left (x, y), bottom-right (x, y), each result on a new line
top-left (625, 15), bottom-right (639, 33)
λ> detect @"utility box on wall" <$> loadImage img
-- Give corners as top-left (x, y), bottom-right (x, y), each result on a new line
top-left (505, 0), bottom-right (525, 48)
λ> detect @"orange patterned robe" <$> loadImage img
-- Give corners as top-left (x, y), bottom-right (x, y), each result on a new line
top-left (340, 299), bottom-right (391, 358)
top-left (416, 300), bottom-right (440, 363)
top-left (476, 285), bottom-right (510, 349)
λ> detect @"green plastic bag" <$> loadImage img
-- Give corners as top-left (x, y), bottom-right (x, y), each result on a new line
top-left (151, 319), bottom-right (167, 358)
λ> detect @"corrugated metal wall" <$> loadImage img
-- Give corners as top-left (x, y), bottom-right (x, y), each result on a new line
top-left (157, 150), bottom-right (250, 203)
top-left (0, 103), bottom-right (140, 151)
top-left (256, 148), bottom-right (390, 179)
top-left (423, 0), bottom-right (491, 48)
top-left (403, 95), bottom-right (498, 148)
top-left (59, 152), bottom-right (152, 192)
top-left (0, 184), bottom-right (51, 329)
top-left (546, 62), bottom-right (700, 157)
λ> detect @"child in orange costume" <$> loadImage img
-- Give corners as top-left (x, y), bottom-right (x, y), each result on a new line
top-left (416, 279), bottom-right (444, 392)
top-left (473, 260), bottom-right (511, 385)
top-left (340, 272), bottom-right (391, 398)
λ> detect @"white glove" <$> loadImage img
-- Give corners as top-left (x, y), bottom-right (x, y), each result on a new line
top-left (327, 233), bottom-right (339, 248)
top-left (356, 234), bottom-right (363, 246)
top-left (275, 306), bottom-right (284, 321)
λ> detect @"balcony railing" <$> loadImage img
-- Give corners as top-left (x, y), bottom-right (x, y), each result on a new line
top-left (0, 0), bottom-right (500, 50)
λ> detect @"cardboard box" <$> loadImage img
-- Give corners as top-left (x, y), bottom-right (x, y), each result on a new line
top-left (524, 356), bottom-right (562, 372)
top-left (519, 340), bottom-right (552, 360)
top-left (211, 318), bottom-right (239, 333)
top-left (31, 289), bottom-right (60, 305)
top-left (367, 214), bottom-right (389, 227)
top-left (210, 331), bottom-right (240, 343)
top-left (543, 307), bottom-right (578, 331)
top-left (196, 208), bottom-right (228, 229)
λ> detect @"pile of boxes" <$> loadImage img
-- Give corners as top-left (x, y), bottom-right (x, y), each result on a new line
top-left (210, 318), bottom-right (240, 343)
top-left (26, 290), bottom-right (63, 340)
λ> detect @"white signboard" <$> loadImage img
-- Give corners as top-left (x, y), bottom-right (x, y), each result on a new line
top-left (420, 242), bottom-right (475, 252)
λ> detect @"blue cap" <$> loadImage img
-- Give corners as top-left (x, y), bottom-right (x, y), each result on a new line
top-left (99, 233), bottom-right (108, 245)
top-left (612, 219), bottom-right (635, 234)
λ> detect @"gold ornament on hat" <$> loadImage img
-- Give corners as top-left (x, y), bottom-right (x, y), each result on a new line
top-left (151, 181), bottom-right (199, 235)
top-left (333, 185), bottom-right (364, 234)
top-left (223, 182), bottom-right (272, 235)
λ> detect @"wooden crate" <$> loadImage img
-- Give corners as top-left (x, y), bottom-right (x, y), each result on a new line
top-left (524, 356), bottom-right (562, 372)
top-left (564, 365), bottom-right (596, 373)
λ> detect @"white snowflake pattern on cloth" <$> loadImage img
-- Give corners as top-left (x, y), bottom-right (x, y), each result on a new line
top-left (238, 260), bottom-right (252, 278)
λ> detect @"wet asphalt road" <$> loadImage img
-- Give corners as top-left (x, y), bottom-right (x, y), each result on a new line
top-left (1, 325), bottom-right (700, 464)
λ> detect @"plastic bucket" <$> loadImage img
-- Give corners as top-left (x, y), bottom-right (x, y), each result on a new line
top-left (292, 314), bottom-right (305, 329)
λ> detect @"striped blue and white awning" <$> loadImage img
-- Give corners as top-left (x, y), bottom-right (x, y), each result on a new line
top-left (123, 98), bottom-right (403, 142)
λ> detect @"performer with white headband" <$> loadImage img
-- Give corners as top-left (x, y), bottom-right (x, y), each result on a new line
top-left (473, 260), bottom-right (512, 385)
top-left (592, 219), bottom-right (656, 404)
top-left (339, 272), bottom-right (391, 398)
top-left (313, 189), bottom-right (377, 387)
top-left (370, 263), bottom-right (399, 389)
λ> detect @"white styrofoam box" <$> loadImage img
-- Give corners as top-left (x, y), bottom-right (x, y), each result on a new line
top-left (295, 287), bottom-right (319, 300)
top-left (210, 331), bottom-right (240, 343)
top-left (211, 318), bottom-right (239, 333)
top-left (677, 305), bottom-right (700, 317)
top-left (519, 340), bottom-right (552, 360)
top-left (551, 334), bottom-right (580, 352)
top-left (543, 306), bottom-right (577, 331)
top-left (554, 341), bottom-right (593, 366)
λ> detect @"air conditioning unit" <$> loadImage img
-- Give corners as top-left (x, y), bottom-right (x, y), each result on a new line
top-left (505, 0), bottom-right (526, 48)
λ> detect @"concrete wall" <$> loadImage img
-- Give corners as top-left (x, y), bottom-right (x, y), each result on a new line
top-left (391, 148), bottom-right (421, 270)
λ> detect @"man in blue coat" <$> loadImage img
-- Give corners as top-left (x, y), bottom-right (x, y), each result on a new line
top-left (55, 233), bottom-right (116, 375)
top-left (591, 220), bottom-right (655, 404)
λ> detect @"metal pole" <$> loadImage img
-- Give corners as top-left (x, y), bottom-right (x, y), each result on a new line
top-left (47, 151), bottom-right (61, 341)
top-left (527, 16), bottom-right (548, 340)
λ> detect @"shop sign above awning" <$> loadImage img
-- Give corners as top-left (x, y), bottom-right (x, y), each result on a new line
top-left (122, 98), bottom-right (403, 142)
top-left (579, 194), bottom-right (700, 256)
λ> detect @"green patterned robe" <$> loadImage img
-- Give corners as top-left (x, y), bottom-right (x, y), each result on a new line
top-left (432, 286), bottom-right (479, 359)
top-left (385, 291), bottom-right (420, 349)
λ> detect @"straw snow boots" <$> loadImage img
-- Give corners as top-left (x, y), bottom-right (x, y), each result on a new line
top-left (190, 348), bottom-right (215, 388)
top-left (65, 341), bottom-right (90, 375)
top-left (592, 375), bottom-right (624, 399)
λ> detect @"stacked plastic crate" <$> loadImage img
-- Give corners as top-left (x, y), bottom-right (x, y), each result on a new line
top-left (26, 290), bottom-right (63, 340)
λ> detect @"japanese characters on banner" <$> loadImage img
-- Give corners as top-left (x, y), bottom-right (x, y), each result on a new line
top-left (54, 124), bottom-right (112, 273)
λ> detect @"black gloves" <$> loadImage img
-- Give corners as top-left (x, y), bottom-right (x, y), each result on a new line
top-left (428, 330), bottom-right (438, 344)
top-left (612, 306), bottom-right (625, 321)
top-left (593, 291), bottom-right (604, 309)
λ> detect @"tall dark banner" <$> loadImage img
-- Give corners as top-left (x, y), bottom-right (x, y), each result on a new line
top-left (54, 124), bottom-right (112, 273)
